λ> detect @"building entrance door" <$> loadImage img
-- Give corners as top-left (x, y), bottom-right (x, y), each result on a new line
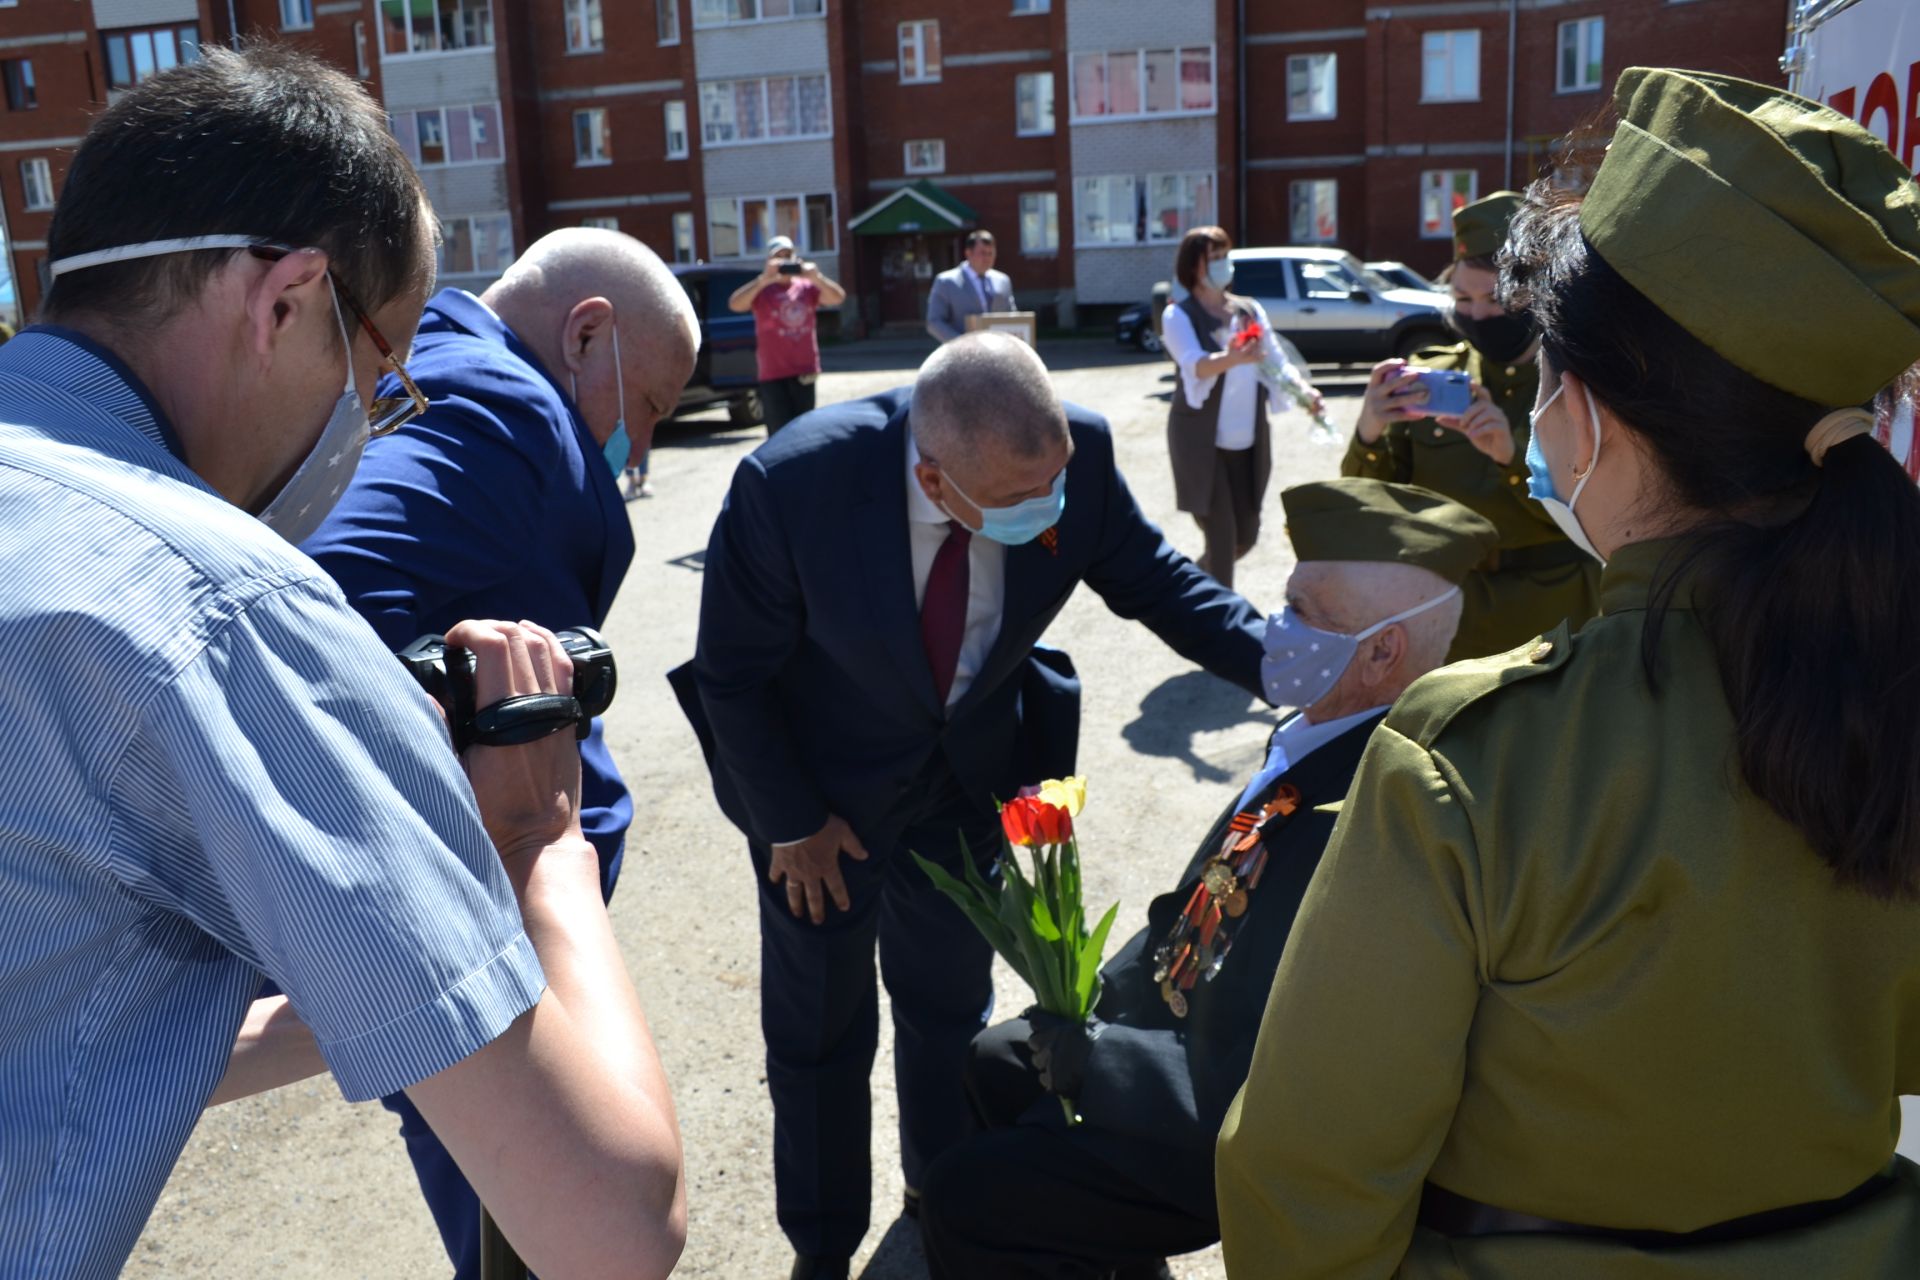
top-left (878, 234), bottom-right (955, 325)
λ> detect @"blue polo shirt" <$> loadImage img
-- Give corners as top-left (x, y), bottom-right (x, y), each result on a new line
top-left (304, 289), bottom-right (636, 897)
top-left (0, 330), bottom-right (544, 1277)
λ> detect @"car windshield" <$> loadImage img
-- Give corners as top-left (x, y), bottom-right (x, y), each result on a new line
top-left (1351, 260), bottom-right (1399, 293)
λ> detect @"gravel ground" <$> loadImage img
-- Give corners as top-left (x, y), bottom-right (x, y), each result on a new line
top-left (111, 337), bottom-right (1920, 1277)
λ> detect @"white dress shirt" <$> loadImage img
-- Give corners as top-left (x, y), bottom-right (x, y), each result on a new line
top-left (906, 433), bottom-right (1007, 709)
top-left (1162, 299), bottom-right (1308, 452)
top-left (1234, 705), bottom-right (1389, 811)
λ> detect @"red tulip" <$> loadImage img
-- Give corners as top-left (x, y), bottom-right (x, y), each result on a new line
top-left (1230, 322), bottom-right (1264, 351)
top-left (1001, 795), bottom-right (1073, 847)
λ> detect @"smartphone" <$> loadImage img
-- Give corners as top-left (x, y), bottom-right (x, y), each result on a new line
top-left (1413, 368), bottom-right (1474, 417)
top-left (777, 261), bottom-right (805, 276)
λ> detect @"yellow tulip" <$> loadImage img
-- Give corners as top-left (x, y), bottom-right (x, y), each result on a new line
top-left (1036, 775), bottom-right (1087, 817)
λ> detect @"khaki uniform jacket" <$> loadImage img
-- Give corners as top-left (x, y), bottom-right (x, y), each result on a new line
top-left (1340, 343), bottom-right (1600, 662)
top-left (1216, 539), bottom-right (1920, 1278)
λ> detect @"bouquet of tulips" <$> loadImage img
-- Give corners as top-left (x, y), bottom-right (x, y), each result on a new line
top-left (1229, 318), bottom-right (1336, 444)
top-left (911, 776), bottom-right (1118, 1124)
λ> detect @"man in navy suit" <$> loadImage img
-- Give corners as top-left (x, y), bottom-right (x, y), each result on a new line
top-left (678, 333), bottom-right (1269, 1279)
top-left (304, 228), bottom-right (700, 1280)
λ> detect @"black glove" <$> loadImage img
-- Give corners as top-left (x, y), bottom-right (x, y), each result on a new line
top-left (1026, 1011), bottom-right (1102, 1099)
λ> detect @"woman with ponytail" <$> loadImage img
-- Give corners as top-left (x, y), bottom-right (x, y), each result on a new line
top-left (1217, 67), bottom-right (1920, 1279)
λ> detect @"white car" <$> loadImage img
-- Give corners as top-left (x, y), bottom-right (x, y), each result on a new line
top-left (1229, 248), bottom-right (1452, 364)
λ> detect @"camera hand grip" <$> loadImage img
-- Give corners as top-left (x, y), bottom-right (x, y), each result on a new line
top-left (467, 693), bottom-right (584, 749)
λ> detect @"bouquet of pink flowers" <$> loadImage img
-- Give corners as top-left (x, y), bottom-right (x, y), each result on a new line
top-left (911, 776), bottom-right (1117, 1123)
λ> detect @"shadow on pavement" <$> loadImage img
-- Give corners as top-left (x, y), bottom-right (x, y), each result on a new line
top-left (1122, 671), bottom-right (1270, 784)
top-left (857, 1216), bottom-right (929, 1280)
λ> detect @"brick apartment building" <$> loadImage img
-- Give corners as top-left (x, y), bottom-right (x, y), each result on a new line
top-left (0, 0), bottom-right (1790, 330)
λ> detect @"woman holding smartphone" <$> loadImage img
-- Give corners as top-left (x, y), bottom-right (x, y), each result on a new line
top-left (1342, 191), bottom-right (1601, 660)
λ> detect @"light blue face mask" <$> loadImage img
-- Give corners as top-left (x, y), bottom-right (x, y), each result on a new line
top-left (1524, 378), bottom-right (1604, 563)
top-left (1260, 588), bottom-right (1460, 709)
top-left (571, 318), bottom-right (629, 475)
top-left (1207, 258), bottom-right (1235, 290)
top-left (940, 467), bottom-right (1067, 546)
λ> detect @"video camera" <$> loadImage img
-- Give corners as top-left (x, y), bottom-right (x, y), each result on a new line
top-left (398, 626), bottom-right (618, 754)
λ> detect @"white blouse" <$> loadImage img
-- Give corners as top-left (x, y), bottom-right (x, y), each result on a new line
top-left (1161, 299), bottom-right (1299, 452)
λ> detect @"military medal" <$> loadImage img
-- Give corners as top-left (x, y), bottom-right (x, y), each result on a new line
top-left (1154, 784), bottom-right (1301, 1017)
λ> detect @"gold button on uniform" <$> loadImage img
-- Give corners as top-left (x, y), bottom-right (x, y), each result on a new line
top-left (1366, 451), bottom-right (1379, 462)
top-left (1530, 641), bottom-right (1555, 663)
top-left (1506, 365), bottom-right (1518, 375)
top-left (1508, 474), bottom-right (1522, 485)
top-left (1434, 428), bottom-right (1445, 438)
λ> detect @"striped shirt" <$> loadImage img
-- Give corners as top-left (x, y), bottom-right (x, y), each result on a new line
top-left (0, 330), bottom-right (545, 1278)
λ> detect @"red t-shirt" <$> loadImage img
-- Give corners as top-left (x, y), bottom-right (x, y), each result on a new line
top-left (752, 279), bottom-right (822, 382)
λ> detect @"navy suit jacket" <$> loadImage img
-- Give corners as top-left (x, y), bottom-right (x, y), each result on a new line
top-left (304, 289), bottom-right (636, 890)
top-left (680, 388), bottom-right (1267, 855)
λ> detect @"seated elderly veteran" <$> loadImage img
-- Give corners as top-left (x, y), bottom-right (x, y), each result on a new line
top-left (916, 478), bottom-right (1497, 1280)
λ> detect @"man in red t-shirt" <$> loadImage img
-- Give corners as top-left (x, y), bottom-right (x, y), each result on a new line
top-left (727, 235), bottom-right (848, 435)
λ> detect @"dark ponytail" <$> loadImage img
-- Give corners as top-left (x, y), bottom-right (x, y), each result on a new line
top-left (1503, 186), bottom-right (1920, 900)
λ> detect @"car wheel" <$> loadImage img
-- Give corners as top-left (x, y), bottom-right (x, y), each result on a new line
top-left (728, 389), bottom-right (763, 428)
top-left (1394, 328), bottom-right (1448, 359)
top-left (1138, 330), bottom-right (1164, 355)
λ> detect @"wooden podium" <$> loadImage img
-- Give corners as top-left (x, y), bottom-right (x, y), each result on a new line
top-left (966, 310), bottom-right (1037, 347)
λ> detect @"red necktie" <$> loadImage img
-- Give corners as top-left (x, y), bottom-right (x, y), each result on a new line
top-left (921, 520), bottom-right (971, 706)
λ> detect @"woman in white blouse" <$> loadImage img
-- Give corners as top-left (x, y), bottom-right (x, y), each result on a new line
top-left (1161, 226), bottom-right (1312, 589)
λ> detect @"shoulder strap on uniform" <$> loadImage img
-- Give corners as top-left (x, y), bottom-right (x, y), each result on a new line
top-left (1386, 620), bottom-right (1574, 748)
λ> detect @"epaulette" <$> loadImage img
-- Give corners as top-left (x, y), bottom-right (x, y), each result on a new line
top-left (1410, 341), bottom-right (1471, 367)
top-left (1385, 619), bottom-right (1573, 748)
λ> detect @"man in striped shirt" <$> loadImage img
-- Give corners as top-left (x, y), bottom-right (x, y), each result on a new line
top-left (0, 45), bottom-right (682, 1279)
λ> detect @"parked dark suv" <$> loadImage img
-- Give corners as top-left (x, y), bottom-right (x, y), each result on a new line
top-left (670, 264), bottom-right (763, 427)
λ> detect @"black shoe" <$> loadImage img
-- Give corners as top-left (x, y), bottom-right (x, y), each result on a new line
top-left (1110, 1262), bottom-right (1174, 1280)
top-left (789, 1254), bottom-right (851, 1280)
top-left (902, 1186), bottom-right (922, 1220)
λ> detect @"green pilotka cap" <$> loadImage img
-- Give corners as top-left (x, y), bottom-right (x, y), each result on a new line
top-left (1281, 479), bottom-right (1499, 585)
top-left (1453, 191), bottom-right (1524, 262)
top-left (1581, 66), bottom-right (1920, 408)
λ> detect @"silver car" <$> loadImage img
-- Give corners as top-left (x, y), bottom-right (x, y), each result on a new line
top-left (1229, 248), bottom-right (1452, 363)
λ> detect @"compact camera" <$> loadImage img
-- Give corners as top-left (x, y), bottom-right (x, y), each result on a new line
top-left (397, 626), bottom-right (618, 753)
top-left (777, 261), bottom-right (806, 276)
top-left (1412, 368), bottom-right (1474, 417)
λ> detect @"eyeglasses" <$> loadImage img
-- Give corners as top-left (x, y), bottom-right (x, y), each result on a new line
top-left (249, 245), bottom-right (429, 438)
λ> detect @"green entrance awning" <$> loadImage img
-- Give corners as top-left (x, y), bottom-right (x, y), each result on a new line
top-left (847, 180), bottom-right (978, 237)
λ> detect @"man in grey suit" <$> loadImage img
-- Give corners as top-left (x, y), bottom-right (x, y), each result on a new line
top-left (926, 230), bottom-right (1016, 343)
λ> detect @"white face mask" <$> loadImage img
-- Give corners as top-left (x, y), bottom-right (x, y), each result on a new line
top-left (1523, 379), bottom-right (1605, 564)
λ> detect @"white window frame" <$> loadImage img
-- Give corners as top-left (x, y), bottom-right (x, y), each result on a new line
top-left (1068, 46), bottom-right (1216, 124)
top-left (1285, 52), bottom-right (1336, 122)
top-left (1019, 191), bottom-right (1058, 255)
top-left (903, 138), bottom-right (944, 175)
top-left (354, 20), bottom-right (370, 77)
top-left (664, 100), bottom-right (688, 159)
top-left (899, 21), bottom-right (940, 84)
top-left (1557, 16), bottom-right (1603, 93)
top-left (1015, 71), bottom-right (1054, 137)
top-left (436, 211), bottom-right (515, 276)
top-left (657, 0), bottom-right (680, 43)
top-left (565, 0), bottom-right (603, 52)
top-left (1289, 179), bottom-right (1338, 244)
top-left (581, 215), bottom-right (619, 230)
top-left (279, 0), bottom-right (314, 31)
top-left (20, 156), bottom-right (51, 211)
top-left (1420, 30), bottom-right (1480, 103)
top-left (697, 75), bottom-right (833, 149)
top-left (704, 191), bottom-right (838, 260)
top-left (1074, 174), bottom-right (1140, 247)
top-left (1419, 169), bottom-right (1478, 239)
top-left (574, 106), bottom-right (612, 166)
top-left (381, 0), bottom-right (494, 59)
top-left (673, 210), bottom-right (696, 263)
top-left (392, 102), bottom-right (505, 169)
top-left (691, 0), bottom-right (824, 30)
top-left (1143, 170), bottom-right (1216, 244)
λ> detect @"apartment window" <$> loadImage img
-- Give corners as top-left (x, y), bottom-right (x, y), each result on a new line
top-left (705, 192), bottom-right (836, 259)
top-left (1016, 72), bottom-right (1054, 136)
top-left (1420, 169), bottom-right (1478, 238)
top-left (1286, 53), bottom-right (1335, 121)
top-left (1146, 172), bottom-right (1215, 243)
top-left (438, 212), bottom-right (515, 276)
top-left (673, 211), bottom-right (696, 263)
top-left (1558, 17), bottom-right (1604, 93)
top-left (102, 25), bottom-right (202, 92)
top-left (692, 0), bottom-right (824, 27)
top-left (657, 0), bottom-right (679, 43)
top-left (574, 108), bottom-right (612, 165)
top-left (383, 0), bottom-right (493, 57)
top-left (565, 0), bottom-right (603, 52)
top-left (1421, 30), bottom-right (1479, 102)
top-left (899, 21), bottom-right (940, 84)
top-left (2, 60), bottom-right (34, 111)
top-left (664, 100), bottom-right (688, 159)
top-left (904, 139), bottom-right (944, 174)
top-left (1075, 175), bottom-right (1139, 245)
top-left (1290, 179), bottom-right (1338, 243)
top-left (698, 75), bottom-right (831, 146)
top-left (20, 157), bottom-right (51, 211)
top-left (1020, 191), bottom-right (1058, 254)
top-left (1070, 47), bottom-right (1214, 121)
top-left (582, 216), bottom-right (618, 230)
top-left (393, 104), bottom-right (504, 167)
top-left (280, 0), bottom-right (314, 30)
top-left (1012, 0), bottom-right (1049, 11)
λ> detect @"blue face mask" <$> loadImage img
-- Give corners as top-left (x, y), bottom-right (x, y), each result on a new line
top-left (940, 467), bottom-right (1067, 546)
top-left (1260, 589), bottom-right (1460, 709)
top-left (1524, 380), bottom-right (1604, 563)
top-left (603, 428), bottom-right (631, 474)
top-left (571, 318), bottom-right (629, 476)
